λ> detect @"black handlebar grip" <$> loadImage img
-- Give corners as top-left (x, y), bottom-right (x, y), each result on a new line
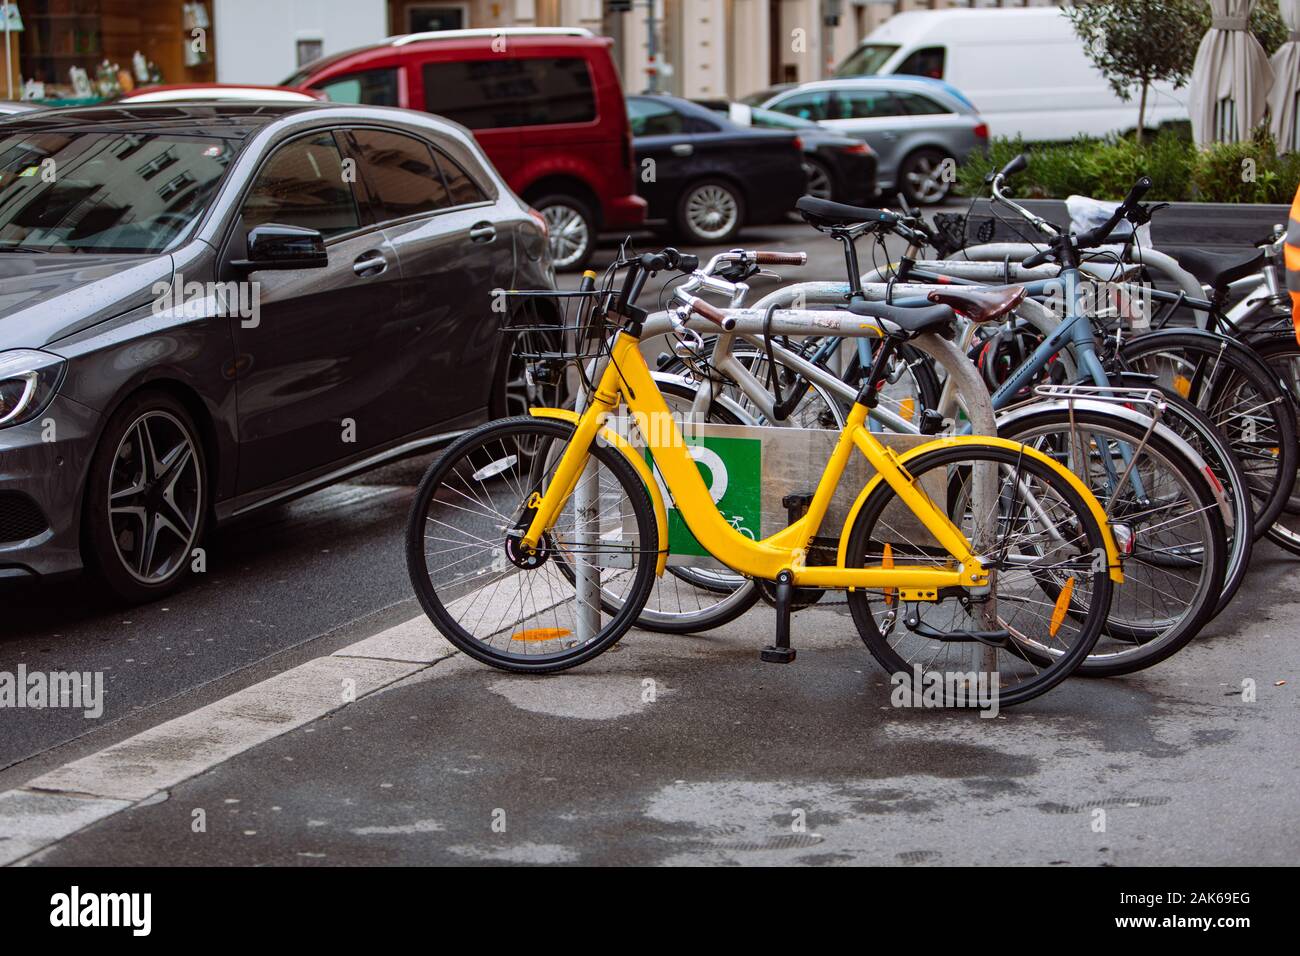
top-left (1021, 248), bottom-right (1053, 269)
top-left (999, 153), bottom-right (1029, 179)
top-left (1123, 176), bottom-right (1153, 208)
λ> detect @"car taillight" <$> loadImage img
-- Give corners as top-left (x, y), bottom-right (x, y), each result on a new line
top-left (840, 142), bottom-right (872, 155)
top-left (974, 123), bottom-right (989, 140)
top-left (527, 207), bottom-right (548, 238)
top-left (792, 136), bottom-right (803, 151)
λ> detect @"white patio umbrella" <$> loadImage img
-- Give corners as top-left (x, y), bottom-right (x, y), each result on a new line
top-left (1268, 0), bottom-right (1300, 151)
top-left (1189, 0), bottom-right (1275, 145)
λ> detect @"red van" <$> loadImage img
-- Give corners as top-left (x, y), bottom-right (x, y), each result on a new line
top-left (285, 28), bottom-right (645, 270)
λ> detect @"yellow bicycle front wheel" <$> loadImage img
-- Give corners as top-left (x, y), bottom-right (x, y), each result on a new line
top-left (844, 443), bottom-right (1113, 708)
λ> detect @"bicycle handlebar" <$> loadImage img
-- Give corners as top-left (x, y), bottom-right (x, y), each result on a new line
top-left (679, 294), bottom-right (736, 330)
top-left (753, 250), bottom-right (808, 266)
top-left (1018, 176), bottom-right (1154, 269)
top-left (998, 152), bottom-right (1029, 180)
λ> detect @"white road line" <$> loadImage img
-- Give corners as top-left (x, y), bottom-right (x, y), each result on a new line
top-left (0, 616), bottom-right (454, 866)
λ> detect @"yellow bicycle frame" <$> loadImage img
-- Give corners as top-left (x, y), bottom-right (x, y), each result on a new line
top-left (524, 330), bottom-right (1123, 590)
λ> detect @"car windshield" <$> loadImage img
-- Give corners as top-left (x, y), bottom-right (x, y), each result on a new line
top-left (0, 131), bottom-right (235, 254)
top-left (835, 44), bottom-right (899, 77)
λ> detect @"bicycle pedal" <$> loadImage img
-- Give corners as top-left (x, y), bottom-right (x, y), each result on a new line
top-left (760, 646), bottom-right (797, 664)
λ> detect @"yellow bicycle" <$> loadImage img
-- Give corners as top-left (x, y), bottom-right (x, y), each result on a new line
top-left (406, 249), bottom-right (1123, 707)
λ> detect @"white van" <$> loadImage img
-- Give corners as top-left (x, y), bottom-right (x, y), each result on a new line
top-left (836, 8), bottom-right (1189, 141)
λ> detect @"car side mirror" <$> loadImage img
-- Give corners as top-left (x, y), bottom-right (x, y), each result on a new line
top-left (232, 223), bottom-right (327, 272)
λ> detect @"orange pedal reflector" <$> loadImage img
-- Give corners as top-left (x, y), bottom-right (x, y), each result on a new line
top-left (511, 628), bottom-right (572, 642)
top-left (1049, 577), bottom-right (1075, 638)
top-left (882, 543), bottom-right (895, 606)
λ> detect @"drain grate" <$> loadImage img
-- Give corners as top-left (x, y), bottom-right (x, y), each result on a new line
top-left (720, 833), bottom-right (826, 852)
top-left (1037, 796), bottom-right (1171, 814)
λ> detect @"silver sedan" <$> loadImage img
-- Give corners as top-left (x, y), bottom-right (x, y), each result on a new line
top-left (760, 77), bottom-right (988, 205)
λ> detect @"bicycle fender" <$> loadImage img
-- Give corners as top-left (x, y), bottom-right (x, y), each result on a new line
top-left (529, 407), bottom-right (669, 576)
top-left (835, 435), bottom-right (1124, 584)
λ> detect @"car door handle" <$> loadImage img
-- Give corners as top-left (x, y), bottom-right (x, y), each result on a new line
top-left (881, 132), bottom-right (898, 141)
top-left (353, 251), bottom-right (389, 277)
top-left (469, 222), bottom-right (496, 243)
top-left (671, 143), bottom-right (694, 156)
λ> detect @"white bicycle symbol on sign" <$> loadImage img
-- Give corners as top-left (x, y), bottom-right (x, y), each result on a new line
top-left (653, 445), bottom-right (757, 539)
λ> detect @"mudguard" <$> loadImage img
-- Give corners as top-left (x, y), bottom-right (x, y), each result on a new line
top-left (835, 434), bottom-right (1125, 584)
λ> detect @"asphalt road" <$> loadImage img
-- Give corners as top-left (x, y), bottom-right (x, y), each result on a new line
top-left (4, 213), bottom-right (1295, 868)
top-left (0, 219), bottom-right (867, 780)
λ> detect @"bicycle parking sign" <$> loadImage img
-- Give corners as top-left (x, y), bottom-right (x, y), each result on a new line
top-left (647, 434), bottom-right (761, 559)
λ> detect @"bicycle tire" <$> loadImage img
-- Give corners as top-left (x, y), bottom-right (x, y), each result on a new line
top-left (405, 416), bottom-right (658, 673)
top-left (844, 443), bottom-right (1112, 708)
top-left (1119, 328), bottom-right (1299, 535)
top-left (998, 407), bottom-right (1228, 676)
top-left (1246, 333), bottom-right (1300, 554)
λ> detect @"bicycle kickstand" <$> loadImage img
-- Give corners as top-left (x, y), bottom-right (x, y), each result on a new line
top-left (761, 570), bottom-right (797, 664)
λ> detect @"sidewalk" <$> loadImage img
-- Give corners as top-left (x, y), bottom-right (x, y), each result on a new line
top-left (3, 550), bottom-right (1298, 866)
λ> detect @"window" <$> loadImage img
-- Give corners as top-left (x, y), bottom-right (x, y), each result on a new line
top-left (0, 132), bottom-right (235, 254)
top-left (834, 89), bottom-right (902, 120)
top-left (894, 92), bottom-right (950, 116)
top-left (896, 47), bottom-right (946, 80)
top-left (421, 57), bottom-right (596, 129)
top-left (435, 152), bottom-right (487, 206)
top-left (241, 132), bottom-right (359, 239)
top-left (770, 91), bottom-right (830, 122)
top-left (834, 43), bottom-right (899, 78)
top-left (627, 98), bottom-right (684, 136)
top-left (347, 129), bottom-right (449, 221)
top-left (315, 69), bottom-right (400, 107)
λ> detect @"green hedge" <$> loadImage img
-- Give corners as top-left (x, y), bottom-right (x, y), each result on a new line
top-left (957, 130), bottom-right (1300, 205)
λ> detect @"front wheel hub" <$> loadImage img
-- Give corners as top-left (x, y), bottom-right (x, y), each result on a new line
top-left (505, 532), bottom-right (547, 569)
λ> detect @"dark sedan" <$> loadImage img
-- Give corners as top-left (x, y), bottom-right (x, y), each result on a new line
top-left (696, 101), bottom-right (878, 206)
top-left (0, 102), bottom-right (554, 602)
top-left (626, 94), bottom-right (806, 245)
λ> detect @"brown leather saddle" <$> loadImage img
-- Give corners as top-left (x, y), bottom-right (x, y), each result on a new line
top-left (926, 285), bottom-right (1026, 322)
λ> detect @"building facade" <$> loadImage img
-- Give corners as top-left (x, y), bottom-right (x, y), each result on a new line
top-left (6, 0), bottom-right (1066, 102)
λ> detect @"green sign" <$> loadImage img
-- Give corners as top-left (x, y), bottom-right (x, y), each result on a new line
top-left (647, 434), bottom-right (762, 557)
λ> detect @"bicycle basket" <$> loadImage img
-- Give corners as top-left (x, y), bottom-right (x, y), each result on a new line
top-left (496, 288), bottom-right (610, 403)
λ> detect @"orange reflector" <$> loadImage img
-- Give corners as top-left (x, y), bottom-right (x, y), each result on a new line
top-left (511, 628), bottom-right (572, 642)
top-left (1049, 577), bottom-right (1074, 638)
top-left (899, 397), bottom-right (915, 422)
top-left (1173, 374), bottom-right (1192, 398)
top-left (882, 543), bottom-right (895, 606)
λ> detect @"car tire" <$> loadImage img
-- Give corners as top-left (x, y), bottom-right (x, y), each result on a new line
top-left (675, 178), bottom-right (745, 245)
top-left (532, 194), bottom-right (596, 272)
top-left (898, 147), bottom-right (953, 206)
top-left (802, 158), bottom-right (835, 201)
top-left (82, 390), bottom-right (209, 604)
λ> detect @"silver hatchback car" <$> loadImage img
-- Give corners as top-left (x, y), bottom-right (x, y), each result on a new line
top-left (760, 77), bottom-right (988, 205)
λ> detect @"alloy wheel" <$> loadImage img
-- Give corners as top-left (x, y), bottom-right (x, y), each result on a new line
top-left (107, 410), bottom-right (203, 585)
top-left (803, 162), bottom-right (832, 201)
top-left (905, 154), bottom-right (951, 204)
top-left (685, 184), bottom-right (739, 240)
top-left (541, 203), bottom-right (590, 270)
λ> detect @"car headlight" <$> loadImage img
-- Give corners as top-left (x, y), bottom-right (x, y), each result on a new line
top-left (0, 349), bottom-right (66, 428)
